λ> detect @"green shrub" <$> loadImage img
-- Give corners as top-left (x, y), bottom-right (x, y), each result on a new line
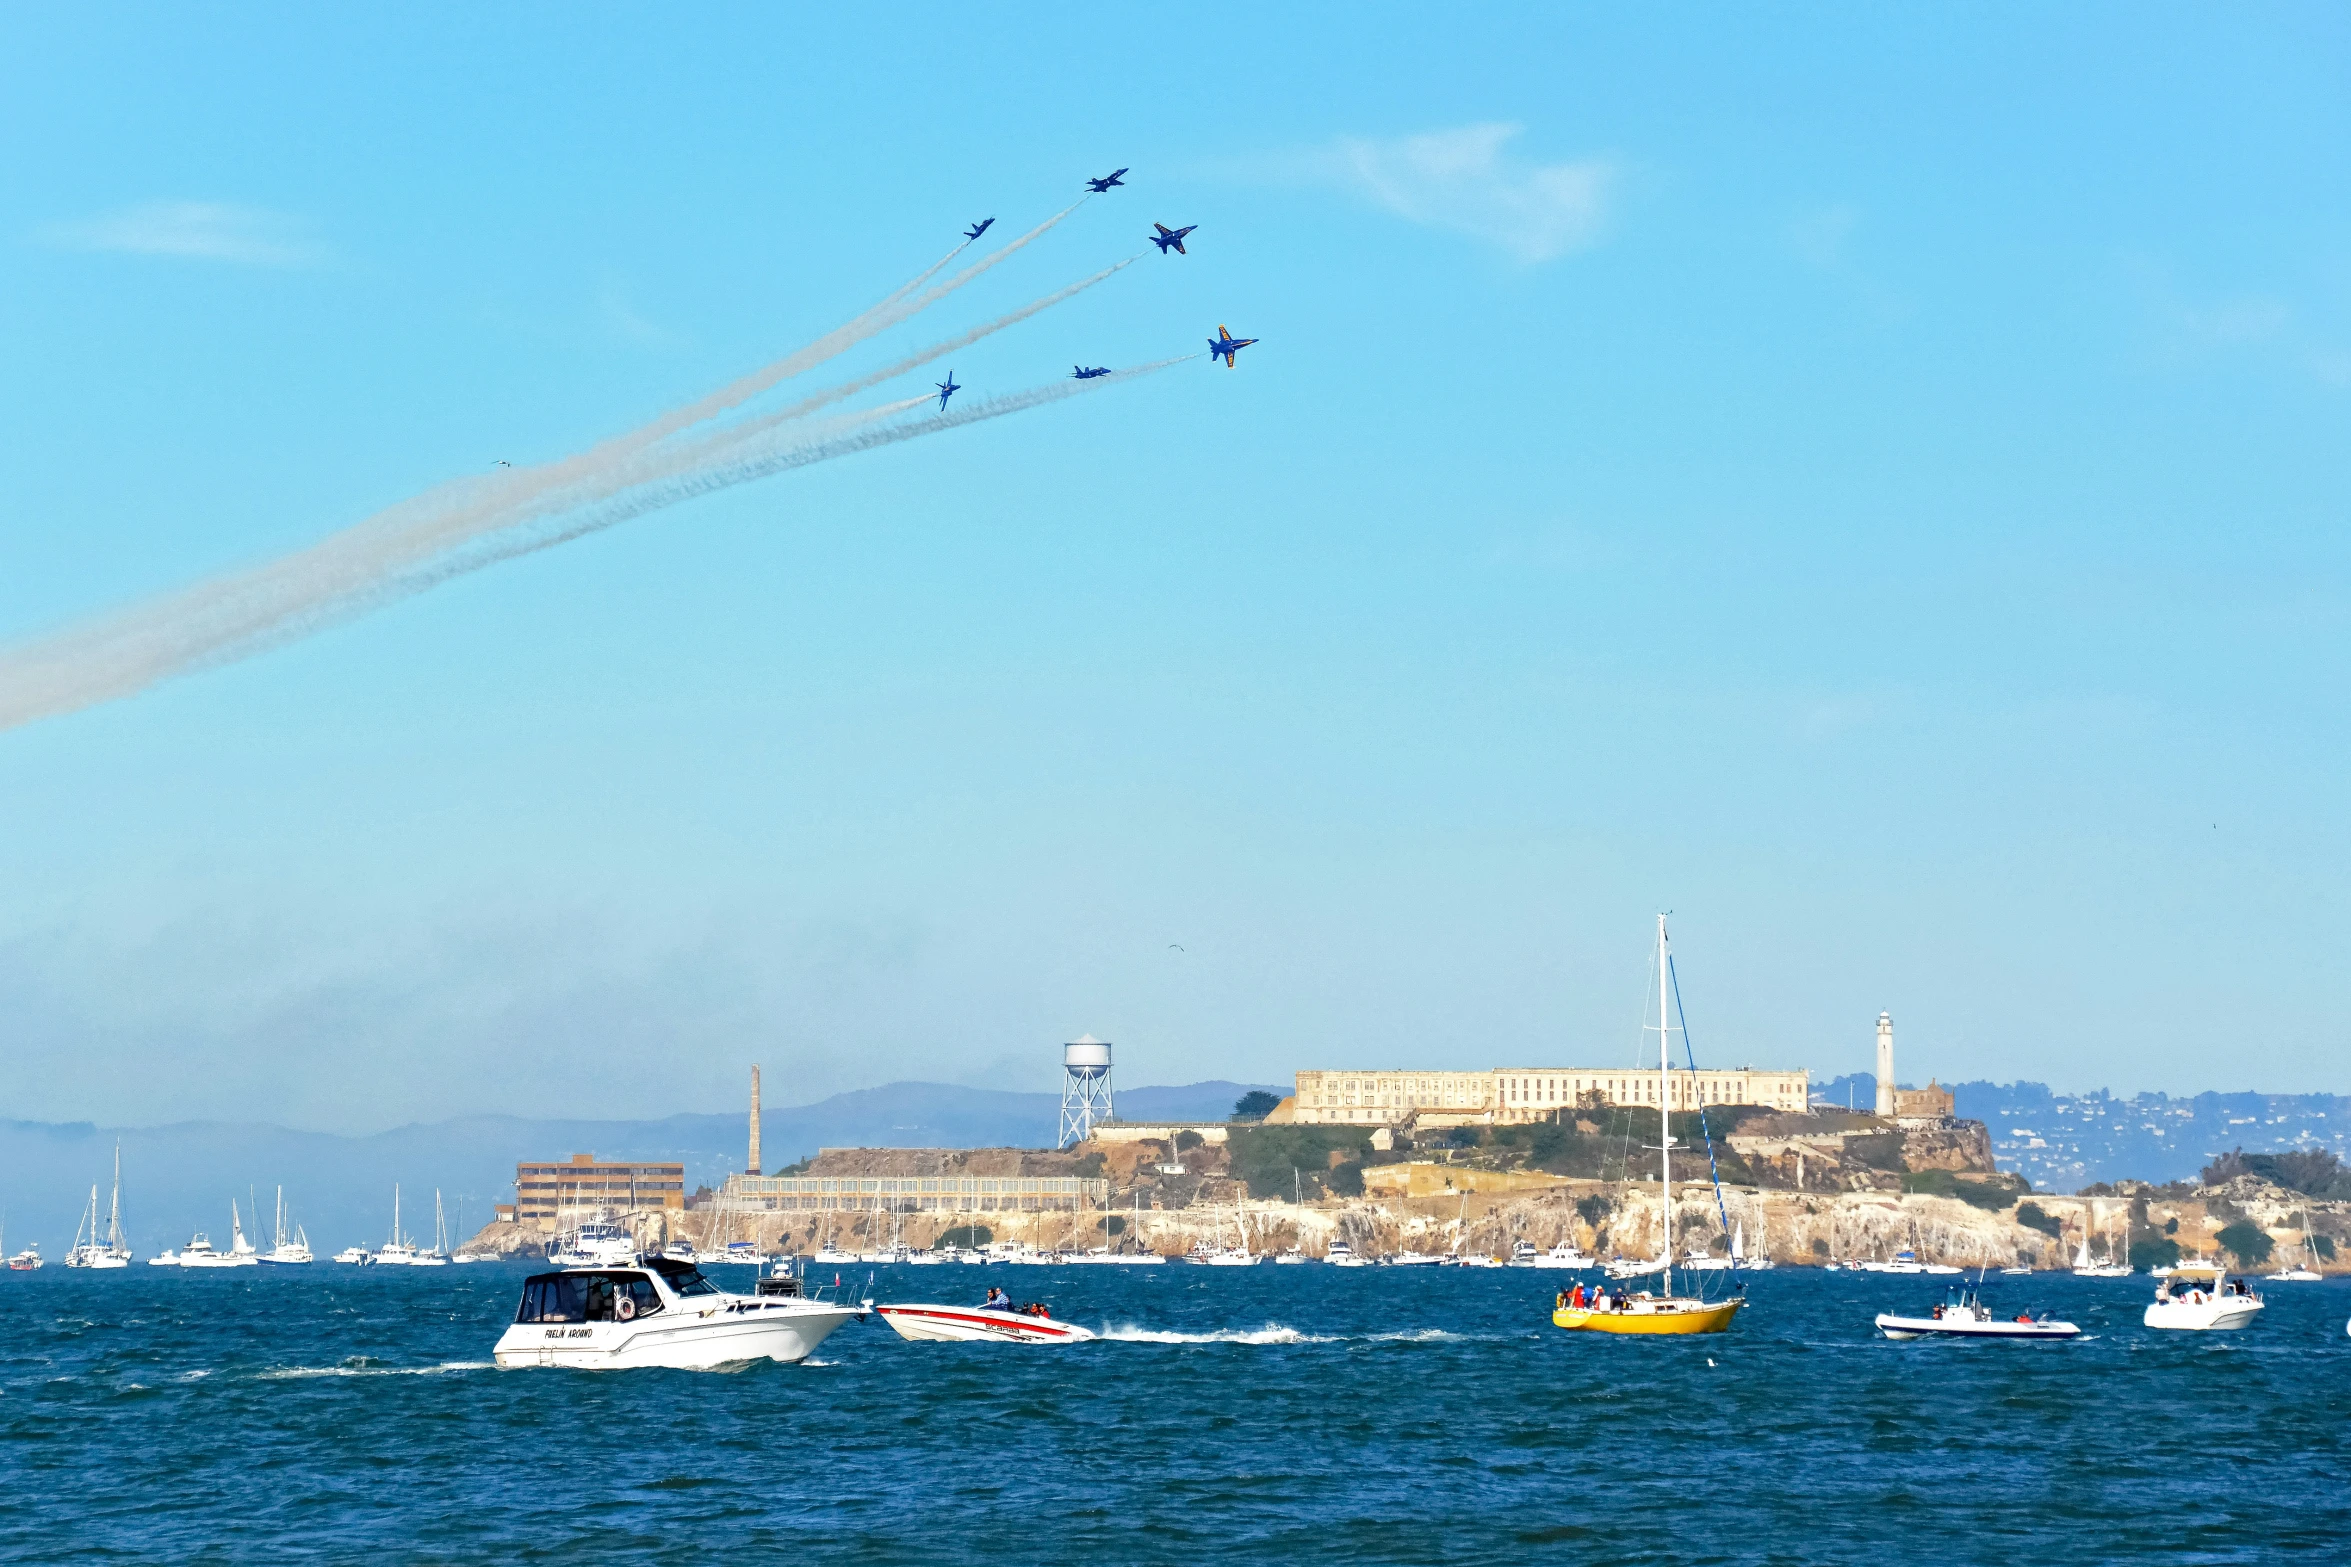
top-left (1174, 1130), bottom-right (1204, 1152)
top-left (2215, 1221), bottom-right (2274, 1266)
top-left (2314, 1233), bottom-right (2337, 1261)
top-left (2015, 1202), bottom-right (2062, 1238)
top-left (1225, 1126), bottom-right (1374, 1200)
top-left (2163, 1217), bottom-right (2179, 1235)
top-left (1575, 1195), bottom-right (1610, 1228)
top-left (2129, 1236), bottom-right (2181, 1271)
top-left (1098, 1216), bottom-right (1126, 1237)
top-left (937, 1225), bottom-right (993, 1248)
top-left (1327, 1161), bottom-right (1365, 1198)
top-left (1231, 1090), bottom-right (1281, 1121)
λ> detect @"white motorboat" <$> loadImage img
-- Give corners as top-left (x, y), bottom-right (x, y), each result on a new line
top-left (1603, 1254), bottom-right (1670, 1280)
top-left (7, 1241), bottom-right (43, 1271)
top-left (453, 1253), bottom-right (492, 1264)
top-left (149, 1245), bottom-right (185, 1267)
top-left (1451, 1252), bottom-right (1504, 1268)
top-left (494, 1258), bottom-right (864, 1369)
top-left (1386, 1250), bottom-right (1444, 1268)
top-left (875, 1301), bottom-right (1096, 1345)
top-left (1524, 1242), bottom-right (1595, 1270)
top-left (333, 1246), bottom-right (371, 1264)
top-left (1999, 1266), bottom-right (2035, 1277)
top-left (548, 1218), bottom-right (637, 1267)
top-left (1868, 1249), bottom-right (1928, 1275)
top-left (177, 1229), bottom-right (252, 1269)
top-left (2145, 1263), bottom-right (2264, 1331)
top-left (1326, 1239), bottom-right (1371, 1268)
top-left (259, 1186), bottom-right (313, 1265)
top-left (1273, 1247), bottom-right (1306, 1264)
top-left (810, 1244), bottom-right (859, 1265)
top-left (1877, 1289), bottom-right (2081, 1341)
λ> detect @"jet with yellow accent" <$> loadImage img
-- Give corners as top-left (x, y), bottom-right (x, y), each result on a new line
top-left (1207, 325), bottom-right (1258, 368)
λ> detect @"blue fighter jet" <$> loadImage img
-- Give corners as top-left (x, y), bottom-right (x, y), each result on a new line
top-left (935, 372), bottom-right (960, 410)
top-left (1071, 365), bottom-right (1111, 379)
top-left (964, 217), bottom-right (994, 241)
top-left (1207, 325), bottom-right (1258, 368)
top-left (1150, 223), bottom-right (1197, 255)
top-left (1085, 167), bottom-right (1128, 193)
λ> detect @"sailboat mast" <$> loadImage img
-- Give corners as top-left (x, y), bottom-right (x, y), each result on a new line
top-left (1658, 914), bottom-right (1673, 1277)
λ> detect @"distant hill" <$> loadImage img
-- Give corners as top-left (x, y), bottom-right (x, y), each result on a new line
top-left (1812, 1073), bottom-right (2350, 1190)
top-left (0, 1079), bottom-right (1280, 1259)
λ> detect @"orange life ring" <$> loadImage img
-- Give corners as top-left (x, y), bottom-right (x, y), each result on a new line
top-left (615, 1295), bottom-right (637, 1322)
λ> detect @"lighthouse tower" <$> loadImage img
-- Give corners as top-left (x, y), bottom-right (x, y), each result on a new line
top-left (1058, 1035), bottom-right (1114, 1149)
top-left (1875, 1013), bottom-right (1896, 1118)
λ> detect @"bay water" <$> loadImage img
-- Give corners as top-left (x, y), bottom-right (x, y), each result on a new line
top-left (4, 1263), bottom-right (2346, 1563)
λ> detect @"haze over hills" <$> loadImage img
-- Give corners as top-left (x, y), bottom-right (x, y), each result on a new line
top-left (0, 1080), bottom-right (1278, 1259)
top-left (1813, 1074), bottom-right (2349, 1189)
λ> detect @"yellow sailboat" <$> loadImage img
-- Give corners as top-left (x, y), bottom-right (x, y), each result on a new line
top-left (1553, 915), bottom-right (1744, 1337)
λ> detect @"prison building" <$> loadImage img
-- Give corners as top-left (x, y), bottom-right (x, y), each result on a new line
top-left (1286, 1066), bottom-right (1810, 1127)
top-left (718, 1172), bottom-right (1109, 1213)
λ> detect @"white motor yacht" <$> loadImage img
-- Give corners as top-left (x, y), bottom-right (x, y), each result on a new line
top-left (1877, 1289), bottom-right (2081, 1341)
top-left (1273, 1247), bottom-right (1306, 1264)
top-left (6, 1242), bottom-right (44, 1271)
top-left (1326, 1239), bottom-right (1371, 1267)
top-left (179, 1228), bottom-right (255, 1269)
top-left (2145, 1264), bottom-right (2264, 1331)
top-left (1526, 1242), bottom-right (1595, 1270)
top-left (333, 1246), bottom-right (371, 1264)
top-left (495, 1258), bottom-right (864, 1370)
top-left (548, 1219), bottom-right (637, 1267)
top-left (1386, 1250), bottom-right (1443, 1268)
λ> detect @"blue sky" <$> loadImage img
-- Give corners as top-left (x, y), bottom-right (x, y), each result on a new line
top-left (2, 8), bottom-right (2346, 1131)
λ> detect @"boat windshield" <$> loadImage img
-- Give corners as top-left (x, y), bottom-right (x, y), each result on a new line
top-left (513, 1271), bottom-right (668, 1324)
top-left (645, 1257), bottom-right (720, 1298)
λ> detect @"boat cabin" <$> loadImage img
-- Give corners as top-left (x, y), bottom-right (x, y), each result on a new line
top-left (513, 1258), bottom-right (720, 1325)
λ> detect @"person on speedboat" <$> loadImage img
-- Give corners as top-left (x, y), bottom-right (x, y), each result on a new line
top-left (983, 1286), bottom-right (1011, 1312)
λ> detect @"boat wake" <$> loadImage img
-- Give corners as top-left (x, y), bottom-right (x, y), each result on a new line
top-left (1096, 1324), bottom-right (1475, 1346)
top-left (259, 1359), bottom-right (493, 1380)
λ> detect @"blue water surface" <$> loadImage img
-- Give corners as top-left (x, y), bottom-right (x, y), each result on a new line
top-left (3, 1263), bottom-right (2346, 1564)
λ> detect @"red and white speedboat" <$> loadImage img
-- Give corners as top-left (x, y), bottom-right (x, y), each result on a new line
top-left (875, 1302), bottom-right (1096, 1344)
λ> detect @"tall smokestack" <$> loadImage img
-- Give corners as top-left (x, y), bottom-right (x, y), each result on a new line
top-left (1875, 1013), bottom-right (1895, 1118)
top-left (749, 1064), bottom-right (762, 1176)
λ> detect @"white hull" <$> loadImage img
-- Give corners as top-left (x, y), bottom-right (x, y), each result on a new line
top-left (2144, 1298), bottom-right (2264, 1331)
top-left (2268, 1268), bottom-right (2323, 1283)
top-left (1877, 1313), bottom-right (2081, 1341)
top-left (1525, 1254), bottom-right (1595, 1269)
top-left (875, 1304), bottom-right (1096, 1344)
top-left (495, 1304), bottom-right (857, 1369)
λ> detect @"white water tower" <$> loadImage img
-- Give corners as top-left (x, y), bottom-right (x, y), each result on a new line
top-left (1058, 1034), bottom-right (1114, 1148)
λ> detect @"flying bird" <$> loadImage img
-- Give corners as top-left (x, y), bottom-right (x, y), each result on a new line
top-left (493, 459), bottom-right (511, 468)
top-left (1085, 167), bottom-right (1128, 193)
top-left (1168, 944), bottom-right (1185, 951)
top-left (935, 371), bottom-right (960, 410)
top-left (1150, 222), bottom-right (1196, 255)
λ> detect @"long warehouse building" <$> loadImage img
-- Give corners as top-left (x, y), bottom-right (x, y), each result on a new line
top-left (1276, 1065), bottom-right (1810, 1127)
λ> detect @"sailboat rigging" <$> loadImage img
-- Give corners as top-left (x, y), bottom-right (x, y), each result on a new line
top-left (1553, 915), bottom-right (1745, 1336)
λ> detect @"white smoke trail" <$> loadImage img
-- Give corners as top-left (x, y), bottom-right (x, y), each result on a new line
top-left (409, 359), bottom-right (1195, 588)
top-left (630, 199), bottom-right (1085, 451)
top-left (0, 355), bottom-right (1183, 732)
top-left (660, 255), bottom-right (1140, 473)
